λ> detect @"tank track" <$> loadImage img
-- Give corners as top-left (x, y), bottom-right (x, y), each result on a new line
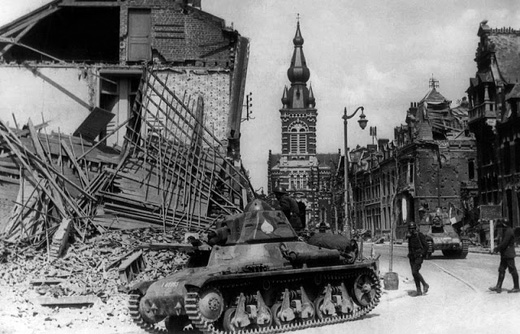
top-left (185, 268), bottom-right (381, 334)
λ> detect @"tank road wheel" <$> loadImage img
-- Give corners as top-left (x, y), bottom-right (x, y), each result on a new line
top-left (271, 303), bottom-right (294, 326)
top-left (313, 296), bottom-right (333, 320)
top-left (352, 271), bottom-right (380, 307)
top-left (222, 308), bottom-right (239, 332)
top-left (197, 288), bottom-right (225, 323)
top-left (315, 284), bottom-right (336, 319)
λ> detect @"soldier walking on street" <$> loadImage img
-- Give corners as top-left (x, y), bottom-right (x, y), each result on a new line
top-left (407, 222), bottom-right (429, 296)
top-left (489, 219), bottom-right (520, 293)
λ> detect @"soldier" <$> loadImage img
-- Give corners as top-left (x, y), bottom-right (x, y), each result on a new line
top-left (489, 219), bottom-right (520, 293)
top-left (273, 187), bottom-right (303, 232)
top-left (407, 222), bottom-right (429, 296)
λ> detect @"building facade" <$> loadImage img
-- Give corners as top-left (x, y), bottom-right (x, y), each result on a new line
top-left (349, 79), bottom-right (477, 240)
top-left (267, 22), bottom-right (339, 230)
top-left (467, 22), bottom-right (520, 230)
top-left (0, 0), bottom-right (251, 226)
top-left (0, 0), bottom-right (248, 154)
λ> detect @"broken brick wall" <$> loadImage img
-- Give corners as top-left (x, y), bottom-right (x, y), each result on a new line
top-left (120, 0), bottom-right (233, 65)
top-left (414, 141), bottom-right (477, 212)
top-left (154, 69), bottom-right (231, 145)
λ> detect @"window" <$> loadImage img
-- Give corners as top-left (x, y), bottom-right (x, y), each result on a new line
top-left (408, 162), bottom-right (414, 183)
top-left (468, 159), bottom-right (475, 180)
top-left (288, 123), bottom-right (308, 154)
top-left (290, 130), bottom-right (298, 153)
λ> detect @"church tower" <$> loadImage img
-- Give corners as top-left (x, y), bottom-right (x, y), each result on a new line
top-left (280, 21), bottom-right (317, 156)
top-left (267, 20), bottom-right (339, 230)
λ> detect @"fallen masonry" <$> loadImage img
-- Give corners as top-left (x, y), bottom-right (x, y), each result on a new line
top-left (0, 227), bottom-right (194, 332)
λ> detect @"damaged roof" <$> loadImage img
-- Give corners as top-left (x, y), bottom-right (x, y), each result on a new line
top-left (420, 87), bottom-right (450, 104)
top-left (489, 32), bottom-right (520, 84)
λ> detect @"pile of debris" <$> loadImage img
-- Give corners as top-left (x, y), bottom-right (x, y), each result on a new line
top-left (0, 226), bottom-right (195, 332)
top-left (0, 66), bottom-right (253, 261)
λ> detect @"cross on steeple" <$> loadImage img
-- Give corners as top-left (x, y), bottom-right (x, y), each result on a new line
top-left (429, 75), bottom-right (439, 89)
top-left (297, 13), bottom-right (300, 23)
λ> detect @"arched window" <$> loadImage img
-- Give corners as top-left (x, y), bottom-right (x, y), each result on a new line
top-left (288, 123), bottom-right (308, 154)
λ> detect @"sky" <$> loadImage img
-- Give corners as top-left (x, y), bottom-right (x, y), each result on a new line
top-left (2, 0), bottom-right (520, 192)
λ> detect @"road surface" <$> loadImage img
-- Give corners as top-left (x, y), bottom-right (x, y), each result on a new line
top-left (304, 243), bottom-right (520, 334)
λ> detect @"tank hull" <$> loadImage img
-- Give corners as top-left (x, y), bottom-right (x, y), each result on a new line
top-left (128, 200), bottom-right (382, 333)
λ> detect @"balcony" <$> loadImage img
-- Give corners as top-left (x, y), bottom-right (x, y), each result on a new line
top-left (468, 101), bottom-right (496, 124)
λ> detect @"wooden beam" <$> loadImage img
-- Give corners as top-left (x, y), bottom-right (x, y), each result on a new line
top-left (0, 5), bottom-right (59, 39)
top-left (118, 251), bottom-right (145, 283)
top-left (60, 140), bottom-right (89, 187)
top-left (0, 21), bottom-right (37, 57)
top-left (36, 295), bottom-right (98, 307)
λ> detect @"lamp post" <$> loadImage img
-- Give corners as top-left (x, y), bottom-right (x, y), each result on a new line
top-left (342, 106), bottom-right (368, 240)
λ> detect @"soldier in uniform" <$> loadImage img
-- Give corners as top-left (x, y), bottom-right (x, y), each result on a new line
top-left (407, 222), bottom-right (429, 296)
top-left (489, 219), bottom-right (520, 293)
top-left (273, 187), bottom-right (303, 232)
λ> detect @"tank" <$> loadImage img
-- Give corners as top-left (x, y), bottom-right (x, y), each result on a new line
top-left (128, 199), bottom-right (381, 334)
top-left (419, 210), bottom-right (469, 259)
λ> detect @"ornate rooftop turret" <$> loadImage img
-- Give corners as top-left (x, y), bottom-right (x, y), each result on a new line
top-left (283, 21), bottom-right (313, 109)
top-left (287, 21), bottom-right (310, 84)
top-left (308, 84), bottom-right (315, 108)
top-left (281, 86), bottom-right (289, 107)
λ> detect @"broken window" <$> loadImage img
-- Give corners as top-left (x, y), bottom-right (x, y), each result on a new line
top-left (99, 73), bottom-right (141, 146)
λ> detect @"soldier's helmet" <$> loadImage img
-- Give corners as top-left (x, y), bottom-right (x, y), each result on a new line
top-left (273, 187), bottom-right (287, 195)
top-left (408, 222), bottom-right (417, 230)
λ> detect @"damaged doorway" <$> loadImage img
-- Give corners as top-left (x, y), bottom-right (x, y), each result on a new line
top-left (99, 72), bottom-right (141, 148)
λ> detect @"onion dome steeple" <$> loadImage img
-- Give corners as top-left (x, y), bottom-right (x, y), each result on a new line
top-left (283, 20), bottom-right (313, 109)
top-left (287, 21), bottom-right (310, 84)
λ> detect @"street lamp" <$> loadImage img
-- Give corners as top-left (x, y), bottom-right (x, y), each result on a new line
top-left (343, 106), bottom-right (367, 240)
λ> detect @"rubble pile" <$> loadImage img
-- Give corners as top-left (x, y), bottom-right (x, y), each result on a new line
top-left (0, 227), bottom-right (195, 332)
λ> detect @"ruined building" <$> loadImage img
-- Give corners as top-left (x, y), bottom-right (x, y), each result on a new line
top-left (349, 79), bottom-right (477, 239)
top-left (267, 21), bottom-right (339, 230)
top-left (467, 22), bottom-right (520, 229)
top-left (0, 0), bottom-right (252, 252)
